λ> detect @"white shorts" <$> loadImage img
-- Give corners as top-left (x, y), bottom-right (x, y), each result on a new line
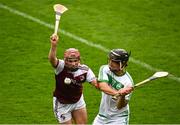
top-left (53, 94), bottom-right (86, 123)
top-left (93, 113), bottom-right (129, 125)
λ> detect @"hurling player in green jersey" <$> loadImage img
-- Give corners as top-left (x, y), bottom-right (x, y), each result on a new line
top-left (93, 49), bottom-right (134, 125)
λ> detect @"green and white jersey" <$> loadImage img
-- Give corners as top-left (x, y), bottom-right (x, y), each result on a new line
top-left (98, 65), bottom-right (134, 119)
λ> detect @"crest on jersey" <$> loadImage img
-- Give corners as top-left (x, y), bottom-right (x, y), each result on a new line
top-left (79, 75), bottom-right (85, 81)
top-left (64, 77), bottom-right (71, 85)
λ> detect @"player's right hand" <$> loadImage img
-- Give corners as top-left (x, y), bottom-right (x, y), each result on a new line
top-left (118, 86), bottom-right (134, 96)
top-left (50, 34), bottom-right (59, 46)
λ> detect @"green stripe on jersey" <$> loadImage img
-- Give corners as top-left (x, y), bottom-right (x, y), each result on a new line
top-left (98, 65), bottom-right (106, 81)
top-left (99, 114), bottom-right (108, 118)
top-left (107, 74), bottom-right (124, 90)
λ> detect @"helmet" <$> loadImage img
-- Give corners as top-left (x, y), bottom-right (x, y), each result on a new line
top-left (109, 49), bottom-right (130, 62)
top-left (64, 48), bottom-right (80, 60)
top-left (108, 49), bottom-right (131, 70)
top-left (64, 48), bottom-right (80, 71)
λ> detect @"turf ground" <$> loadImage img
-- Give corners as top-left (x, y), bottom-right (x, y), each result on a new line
top-left (0, 0), bottom-right (180, 124)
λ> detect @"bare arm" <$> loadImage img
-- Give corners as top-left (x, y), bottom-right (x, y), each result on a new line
top-left (90, 79), bottom-right (99, 89)
top-left (116, 87), bottom-right (134, 109)
top-left (98, 82), bottom-right (134, 109)
top-left (98, 82), bottom-right (119, 95)
top-left (48, 34), bottom-right (59, 68)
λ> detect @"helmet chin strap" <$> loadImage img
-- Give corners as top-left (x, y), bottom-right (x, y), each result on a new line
top-left (109, 62), bottom-right (126, 75)
top-left (119, 62), bottom-right (123, 71)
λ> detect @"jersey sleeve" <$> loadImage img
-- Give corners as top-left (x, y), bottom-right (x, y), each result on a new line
top-left (124, 72), bottom-right (134, 87)
top-left (54, 59), bottom-right (65, 75)
top-left (98, 65), bottom-right (109, 83)
top-left (86, 68), bottom-right (96, 82)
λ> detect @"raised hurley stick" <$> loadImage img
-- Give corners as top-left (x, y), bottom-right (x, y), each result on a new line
top-left (113, 71), bottom-right (169, 100)
top-left (53, 4), bottom-right (68, 35)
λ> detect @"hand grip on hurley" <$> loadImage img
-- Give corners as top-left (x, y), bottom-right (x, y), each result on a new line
top-left (112, 71), bottom-right (169, 100)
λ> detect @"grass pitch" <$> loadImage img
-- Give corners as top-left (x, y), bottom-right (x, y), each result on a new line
top-left (0, 0), bottom-right (180, 124)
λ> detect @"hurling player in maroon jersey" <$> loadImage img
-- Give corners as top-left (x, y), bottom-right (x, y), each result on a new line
top-left (48, 34), bottom-right (98, 124)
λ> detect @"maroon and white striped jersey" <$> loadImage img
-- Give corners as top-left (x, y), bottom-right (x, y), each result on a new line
top-left (53, 59), bottom-right (96, 104)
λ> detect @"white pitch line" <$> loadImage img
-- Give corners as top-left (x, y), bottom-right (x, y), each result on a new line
top-left (0, 3), bottom-right (180, 82)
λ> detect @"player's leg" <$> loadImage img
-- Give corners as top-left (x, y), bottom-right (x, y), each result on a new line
top-left (53, 97), bottom-right (73, 124)
top-left (72, 94), bottom-right (87, 124)
top-left (72, 107), bottom-right (87, 124)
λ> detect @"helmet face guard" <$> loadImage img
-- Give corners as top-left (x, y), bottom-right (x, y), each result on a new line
top-left (64, 48), bottom-right (80, 71)
top-left (108, 49), bottom-right (131, 72)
